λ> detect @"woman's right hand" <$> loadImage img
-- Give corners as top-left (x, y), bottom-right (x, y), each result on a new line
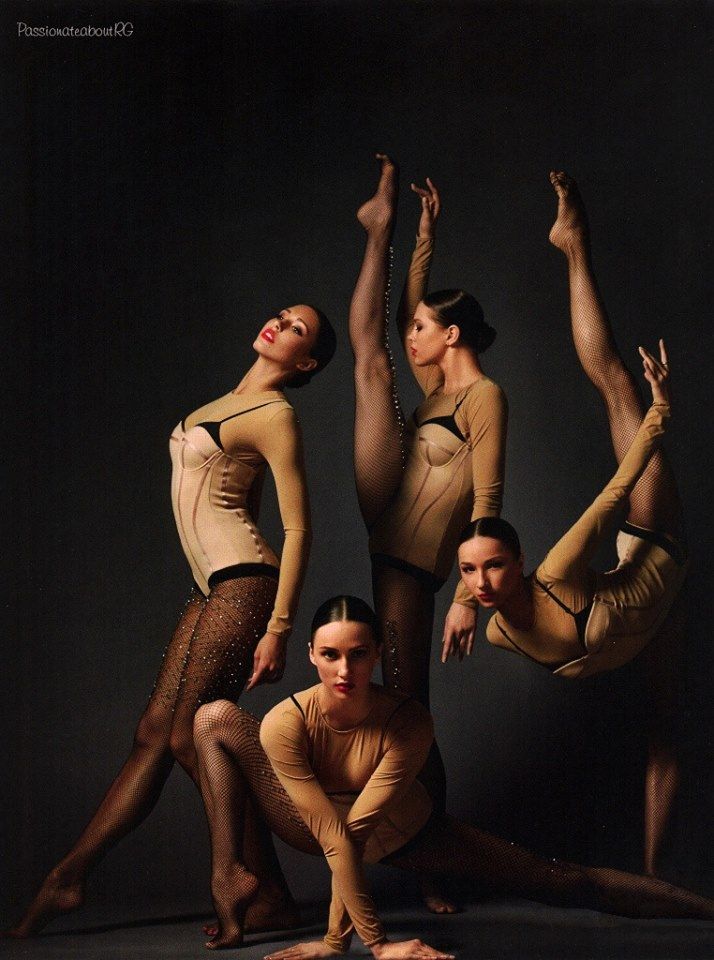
top-left (639, 338), bottom-right (670, 406)
top-left (372, 939), bottom-right (454, 960)
top-left (411, 178), bottom-right (441, 239)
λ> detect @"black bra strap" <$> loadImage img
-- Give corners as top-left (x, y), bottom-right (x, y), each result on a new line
top-left (290, 694), bottom-right (305, 718)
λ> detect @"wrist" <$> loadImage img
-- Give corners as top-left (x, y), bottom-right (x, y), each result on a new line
top-left (370, 938), bottom-right (390, 957)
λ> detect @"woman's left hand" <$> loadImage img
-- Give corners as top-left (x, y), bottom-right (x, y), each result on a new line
top-left (245, 632), bottom-right (287, 690)
top-left (441, 602), bottom-right (477, 663)
top-left (264, 941), bottom-right (341, 960)
top-left (411, 178), bottom-right (441, 238)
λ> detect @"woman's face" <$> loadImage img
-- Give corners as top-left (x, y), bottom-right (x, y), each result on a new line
top-left (253, 305), bottom-right (320, 375)
top-left (407, 303), bottom-right (451, 366)
top-left (458, 536), bottom-right (523, 607)
top-left (309, 620), bottom-right (381, 700)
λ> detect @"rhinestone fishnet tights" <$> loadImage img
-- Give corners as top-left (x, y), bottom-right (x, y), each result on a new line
top-left (194, 701), bottom-right (714, 934)
top-left (11, 575), bottom-right (277, 938)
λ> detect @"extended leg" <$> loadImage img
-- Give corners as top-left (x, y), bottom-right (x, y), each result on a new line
top-left (388, 814), bottom-right (714, 920)
top-left (194, 700), bottom-right (320, 950)
top-left (351, 155), bottom-right (406, 529)
top-left (548, 171), bottom-right (683, 538)
top-left (9, 589), bottom-right (206, 938)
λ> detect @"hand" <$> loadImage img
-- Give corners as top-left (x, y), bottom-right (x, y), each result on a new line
top-left (372, 938), bottom-right (455, 960)
top-left (441, 602), bottom-right (477, 663)
top-left (245, 632), bottom-right (287, 690)
top-left (264, 941), bottom-right (341, 960)
top-left (638, 339), bottom-right (670, 406)
top-left (411, 178), bottom-right (440, 239)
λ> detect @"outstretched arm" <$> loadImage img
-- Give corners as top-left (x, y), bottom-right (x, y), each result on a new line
top-left (541, 342), bottom-right (671, 585)
top-left (396, 179), bottom-right (444, 396)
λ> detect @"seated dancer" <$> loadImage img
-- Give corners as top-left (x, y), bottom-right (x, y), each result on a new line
top-left (193, 595), bottom-right (713, 955)
top-left (9, 298), bottom-right (336, 938)
top-left (458, 171), bottom-right (687, 875)
top-left (348, 155), bottom-right (507, 910)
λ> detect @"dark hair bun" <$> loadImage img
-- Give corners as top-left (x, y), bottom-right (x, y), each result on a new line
top-left (422, 288), bottom-right (496, 355)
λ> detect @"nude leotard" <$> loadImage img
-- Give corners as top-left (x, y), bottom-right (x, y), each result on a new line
top-left (170, 389), bottom-right (310, 639)
top-left (369, 237), bottom-right (508, 605)
top-left (260, 685), bottom-right (434, 950)
top-left (486, 402), bottom-right (688, 679)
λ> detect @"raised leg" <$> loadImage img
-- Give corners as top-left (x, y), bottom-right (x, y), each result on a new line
top-left (194, 700), bottom-right (320, 950)
top-left (351, 155), bottom-right (406, 530)
top-left (388, 814), bottom-right (714, 920)
top-left (548, 171), bottom-right (683, 539)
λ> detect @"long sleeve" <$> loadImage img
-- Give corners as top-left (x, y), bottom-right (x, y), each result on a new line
top-left (540, 402), bottom-right (670, 586)
top-left (323, 701), bottom-right (434, 951)
top-left (396, 236), bottom-right (444, 397)
top-left (254, 407), bottom-right (312, 638)
top-left (260, 706), bottom-right (387, 949)
top-left (453, 380), bottom-right (508, 607)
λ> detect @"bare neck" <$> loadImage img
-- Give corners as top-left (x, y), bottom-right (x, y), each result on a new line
top-left (318, 684), bottom-right (376, 730)
top-left (438, 347), bottom-right (485, 395)
top-left (233, 356), bottom-right (288, 395)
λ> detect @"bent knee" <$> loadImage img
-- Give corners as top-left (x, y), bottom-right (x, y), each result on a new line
top-left (193, 699), bottom-right (241, 745)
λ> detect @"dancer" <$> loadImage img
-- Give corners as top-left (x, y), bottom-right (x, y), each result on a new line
top-left (457, 171), bottom-right (687, 875)
top-left (193, 595), bottom-right (713, 954)
top-left (9, 302), bottom-right (336, 938)
top-left (348, 156), bottom-right (506, 861)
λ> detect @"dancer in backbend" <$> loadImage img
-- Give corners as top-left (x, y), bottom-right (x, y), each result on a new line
top-left (458, 171), bottom-right (687, 875)
top-left (193, 594), bottom-right (713, 954)
top-left (348, 156), bottom-right (506, 909)
top-left (9, 301), bottom-right (336, 938)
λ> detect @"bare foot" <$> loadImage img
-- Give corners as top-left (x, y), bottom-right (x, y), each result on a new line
top-left (206, 864), bottom-right (259, 950)
top-left (356, 153), bottom-right (399, 236)
top-left (264, 940), bottom-right (342, 960)
top-left (420, 879), bottom-right (459, 915)
top-left (5, 868), bottom-right (85, 938)
top-left (548, 170), bottom-right (589, 256)
top-left (203, 885), bottom-right (300, 938)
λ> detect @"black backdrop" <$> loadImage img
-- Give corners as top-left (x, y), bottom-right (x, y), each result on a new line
top-left (3, 0), bottom-right (712, 927)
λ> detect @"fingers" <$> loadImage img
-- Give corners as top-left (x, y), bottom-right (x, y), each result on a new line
top-left (440, 630), bottom-right (456, 664)
top-left (659, 337), bottom-right (668, 367)
top-left (458, 628), bottom-right (475, 660)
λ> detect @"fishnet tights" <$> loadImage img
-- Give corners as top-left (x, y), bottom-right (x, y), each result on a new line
top-left (566, 248), bottom-right (683, 538)
top-left (373, 563), bottom-right (446, 809)
top-left (561, 200), bottom-right (686, 873)
top-left (194, 703), bottom-right (714, 926)
top-left (12, 575), bottom-right (276, 937)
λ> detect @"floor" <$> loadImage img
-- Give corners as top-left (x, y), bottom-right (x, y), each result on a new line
top-left (3, 899), bottom-right (714, 960)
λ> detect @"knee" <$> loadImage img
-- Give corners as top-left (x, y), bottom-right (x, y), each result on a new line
top-left (133, 704), bottom-right (171, 754)
top-left (193, 699), bottom-right (239, 749)
top-left (169, 717), bottom-right (197, 769)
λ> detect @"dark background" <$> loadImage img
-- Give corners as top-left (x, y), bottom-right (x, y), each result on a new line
top-left (2, 0), bottom-right (712, 929)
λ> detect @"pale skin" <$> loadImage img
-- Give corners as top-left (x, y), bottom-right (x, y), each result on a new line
top-left (404, 178), bottom-right (482, 665)
top-left (262, 622), bottom-right (453, 960)
top-left (6, 303), bottom-right (322, 939)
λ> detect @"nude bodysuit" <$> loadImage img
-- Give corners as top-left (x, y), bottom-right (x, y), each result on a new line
top-left (486, 403), bottom-right (687, 679)
top-left (170, 390), bottom-right (310, 639)
top-left (260, 685), bottom-right (434, 951)
top-left (369, 236), bottom-right (508, 605)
